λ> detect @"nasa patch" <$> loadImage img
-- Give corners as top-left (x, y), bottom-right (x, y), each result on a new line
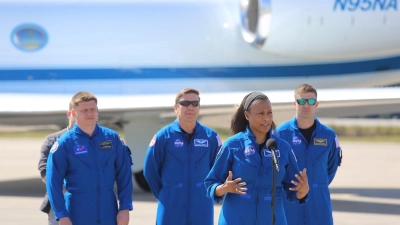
top-left (50, 142), bottom-right (58, 153)
top-left (149, 135), bottom-right (156, 147)
top-left (174, 139), bottom-right (184, 148)
top-left (244, 145), bottom-right (255, 157)
top-left (292, 136), bottom-right (302, 145)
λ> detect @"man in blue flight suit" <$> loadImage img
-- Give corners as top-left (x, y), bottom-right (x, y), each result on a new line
top-left (144, 88), bottom-right (222, 225)
top-left (276, 84), bottom-right (342, 225)
top-left (46, 91), bottom-right (133, 225)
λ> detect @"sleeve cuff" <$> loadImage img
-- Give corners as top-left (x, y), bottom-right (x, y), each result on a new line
top-left (210, 183), bottom-right (224, 203)
top-left (55, 211), bottom-right (70, 220)
top-left (119, 202), bottom-right (133, 211)
top-left (40, 170), bottom-right (46, 178)
top-left (297, 194), bottom-right (308, 205)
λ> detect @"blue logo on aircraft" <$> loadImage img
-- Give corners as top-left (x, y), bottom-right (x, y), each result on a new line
top-left (334, 0), bottom-right (397, 11)
top-left (11, 24), bottom-right (48, 52)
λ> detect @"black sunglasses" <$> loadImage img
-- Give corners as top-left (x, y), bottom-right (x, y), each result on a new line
top-left (177, 100), bottom-right (200, 107)
top-left (296, 98), bottom-right (317, 105)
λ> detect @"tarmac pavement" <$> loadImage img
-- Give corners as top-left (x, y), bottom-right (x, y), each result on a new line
top-left (0, 138), bottom-right (399, 224)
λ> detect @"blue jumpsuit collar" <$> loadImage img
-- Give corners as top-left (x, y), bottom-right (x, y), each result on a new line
top-left (244, 125), bottom-right (271, 143)
top-left (171, 119), bottom-right (201, 134)
top-left (289, 116), bottom-right (322, 131)
top-left (73, 123), bottom-right (100, 137)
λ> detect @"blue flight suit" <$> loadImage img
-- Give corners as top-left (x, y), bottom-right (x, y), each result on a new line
top-left (46, 124), bottom-right (133, 225)
top-left (144, 119), bottom-right (222, 225)
top-left (276, 116), bottom-right (342, 225)
top-left (205, 126), bottom-right (307, 225)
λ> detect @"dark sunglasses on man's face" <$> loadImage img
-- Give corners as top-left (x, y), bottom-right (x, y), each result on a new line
top-left (296, 98), bottom-right (317, 105)
top-left (177, 100), bottom-right (200, 107)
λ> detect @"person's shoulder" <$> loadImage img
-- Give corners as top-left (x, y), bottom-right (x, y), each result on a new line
top-left (159, 123), bottom-right (175, 134)
top-left (276, 120), bottom-right (292, 132)
top-left (98, 126), bottom-right (121, 139)
top-left (317, 120), bottom-right (337, 136)
top-left (198, 123), bottom-right (219, 135)
top-left (224, 132), bottom-right (245, 144)
top-left (44, 128), bottom-right (67, 139)
top-left (271, 134), bottom-right (292, 149)
top-left (150, 123), bottom-right (174, 140)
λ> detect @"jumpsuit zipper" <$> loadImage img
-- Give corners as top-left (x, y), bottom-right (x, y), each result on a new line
top-left (301, 129), bottom-right (315, 225)
top-left (182, 132), bottom-right (192, 224)
top-left (255, 151), bottom-right (264, 225)
top-left (188, 136), bottom-right (191, 224)
top-left (91, 136), bottom-right (101, 224)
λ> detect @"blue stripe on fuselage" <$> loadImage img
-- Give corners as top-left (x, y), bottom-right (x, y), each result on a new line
top-left (0, 55), bottom-right (399, 81)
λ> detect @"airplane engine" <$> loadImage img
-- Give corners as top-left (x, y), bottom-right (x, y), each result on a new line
top-left (239, 0), bottom-right (400, 59)
top-left (239, 0), bottom-right (271, 49)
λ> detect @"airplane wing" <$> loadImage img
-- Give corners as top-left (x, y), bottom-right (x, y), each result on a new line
top-left (2, 86), bottom-right (400, 126)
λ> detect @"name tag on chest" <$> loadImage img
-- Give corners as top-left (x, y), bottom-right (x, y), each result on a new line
top-left (194, 139), bottom-right (208, 147)
top-left (98, 141), bottom-right (113, 150)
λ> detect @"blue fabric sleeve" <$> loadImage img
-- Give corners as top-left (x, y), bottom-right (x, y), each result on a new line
top-left (204, 142), bottom-right (232, 203)
top-left (115, 137), bottom-right (134, 210)
top-left (46, 141), bottom-right (69, 219)
top-left (143, 134), bottom-right (164, 199)
top-left (282, 144), bottom-right (308, 205)
top-left (327, 135), bottom-right (342, 184)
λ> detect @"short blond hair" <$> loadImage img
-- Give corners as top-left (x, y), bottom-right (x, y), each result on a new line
top-left (294, 83), bottom-right (317, 98)
top-left (69, 91), bottom-right (98, 109)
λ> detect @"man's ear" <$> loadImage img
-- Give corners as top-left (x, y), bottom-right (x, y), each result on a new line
top-left (70, 109), bottom-right (77, 117)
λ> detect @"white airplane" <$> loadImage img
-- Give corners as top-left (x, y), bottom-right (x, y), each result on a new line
top-left (1, 0), bottom-right (400, 190)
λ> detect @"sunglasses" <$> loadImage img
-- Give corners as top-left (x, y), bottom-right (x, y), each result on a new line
top-left (296, 98), bottom-right (317, 105)
top-left (177, 100), bottom-right (200, 107)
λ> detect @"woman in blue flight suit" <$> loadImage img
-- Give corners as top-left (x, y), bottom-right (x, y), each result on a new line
top-left (205, 92), bottom-right (309, 225)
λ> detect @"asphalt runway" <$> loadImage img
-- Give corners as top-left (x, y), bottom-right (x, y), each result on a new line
top-left (0, 138), bottom-right (399, 225)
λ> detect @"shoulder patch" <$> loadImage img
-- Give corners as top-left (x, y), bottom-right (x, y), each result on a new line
top-left (335, 135), bottom-right (340, 148)
top-left (119, 137), bottom-right (126, 146)
top-left (50, 142), bottom-right (59, 153)
top-left (216, 134), bottom-right (222, 146)
top-left (149, 135), bottom-right (156, 147)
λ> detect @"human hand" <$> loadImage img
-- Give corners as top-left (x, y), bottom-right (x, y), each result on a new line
top-left (289, 168), bottom-right (309, 199)
top-left (59, 217), bottom-right (72, 225)
top-left (117, 209), bottom-right (129, 225)
top-left (222, 171), bottom-right (247, 194)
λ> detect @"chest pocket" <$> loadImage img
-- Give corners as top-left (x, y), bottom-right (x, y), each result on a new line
top-left (309, 144), bottom-right (330, 166)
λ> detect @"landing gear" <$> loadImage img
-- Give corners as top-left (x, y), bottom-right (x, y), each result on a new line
top-left (134, 170), bottom-right (151, 192)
